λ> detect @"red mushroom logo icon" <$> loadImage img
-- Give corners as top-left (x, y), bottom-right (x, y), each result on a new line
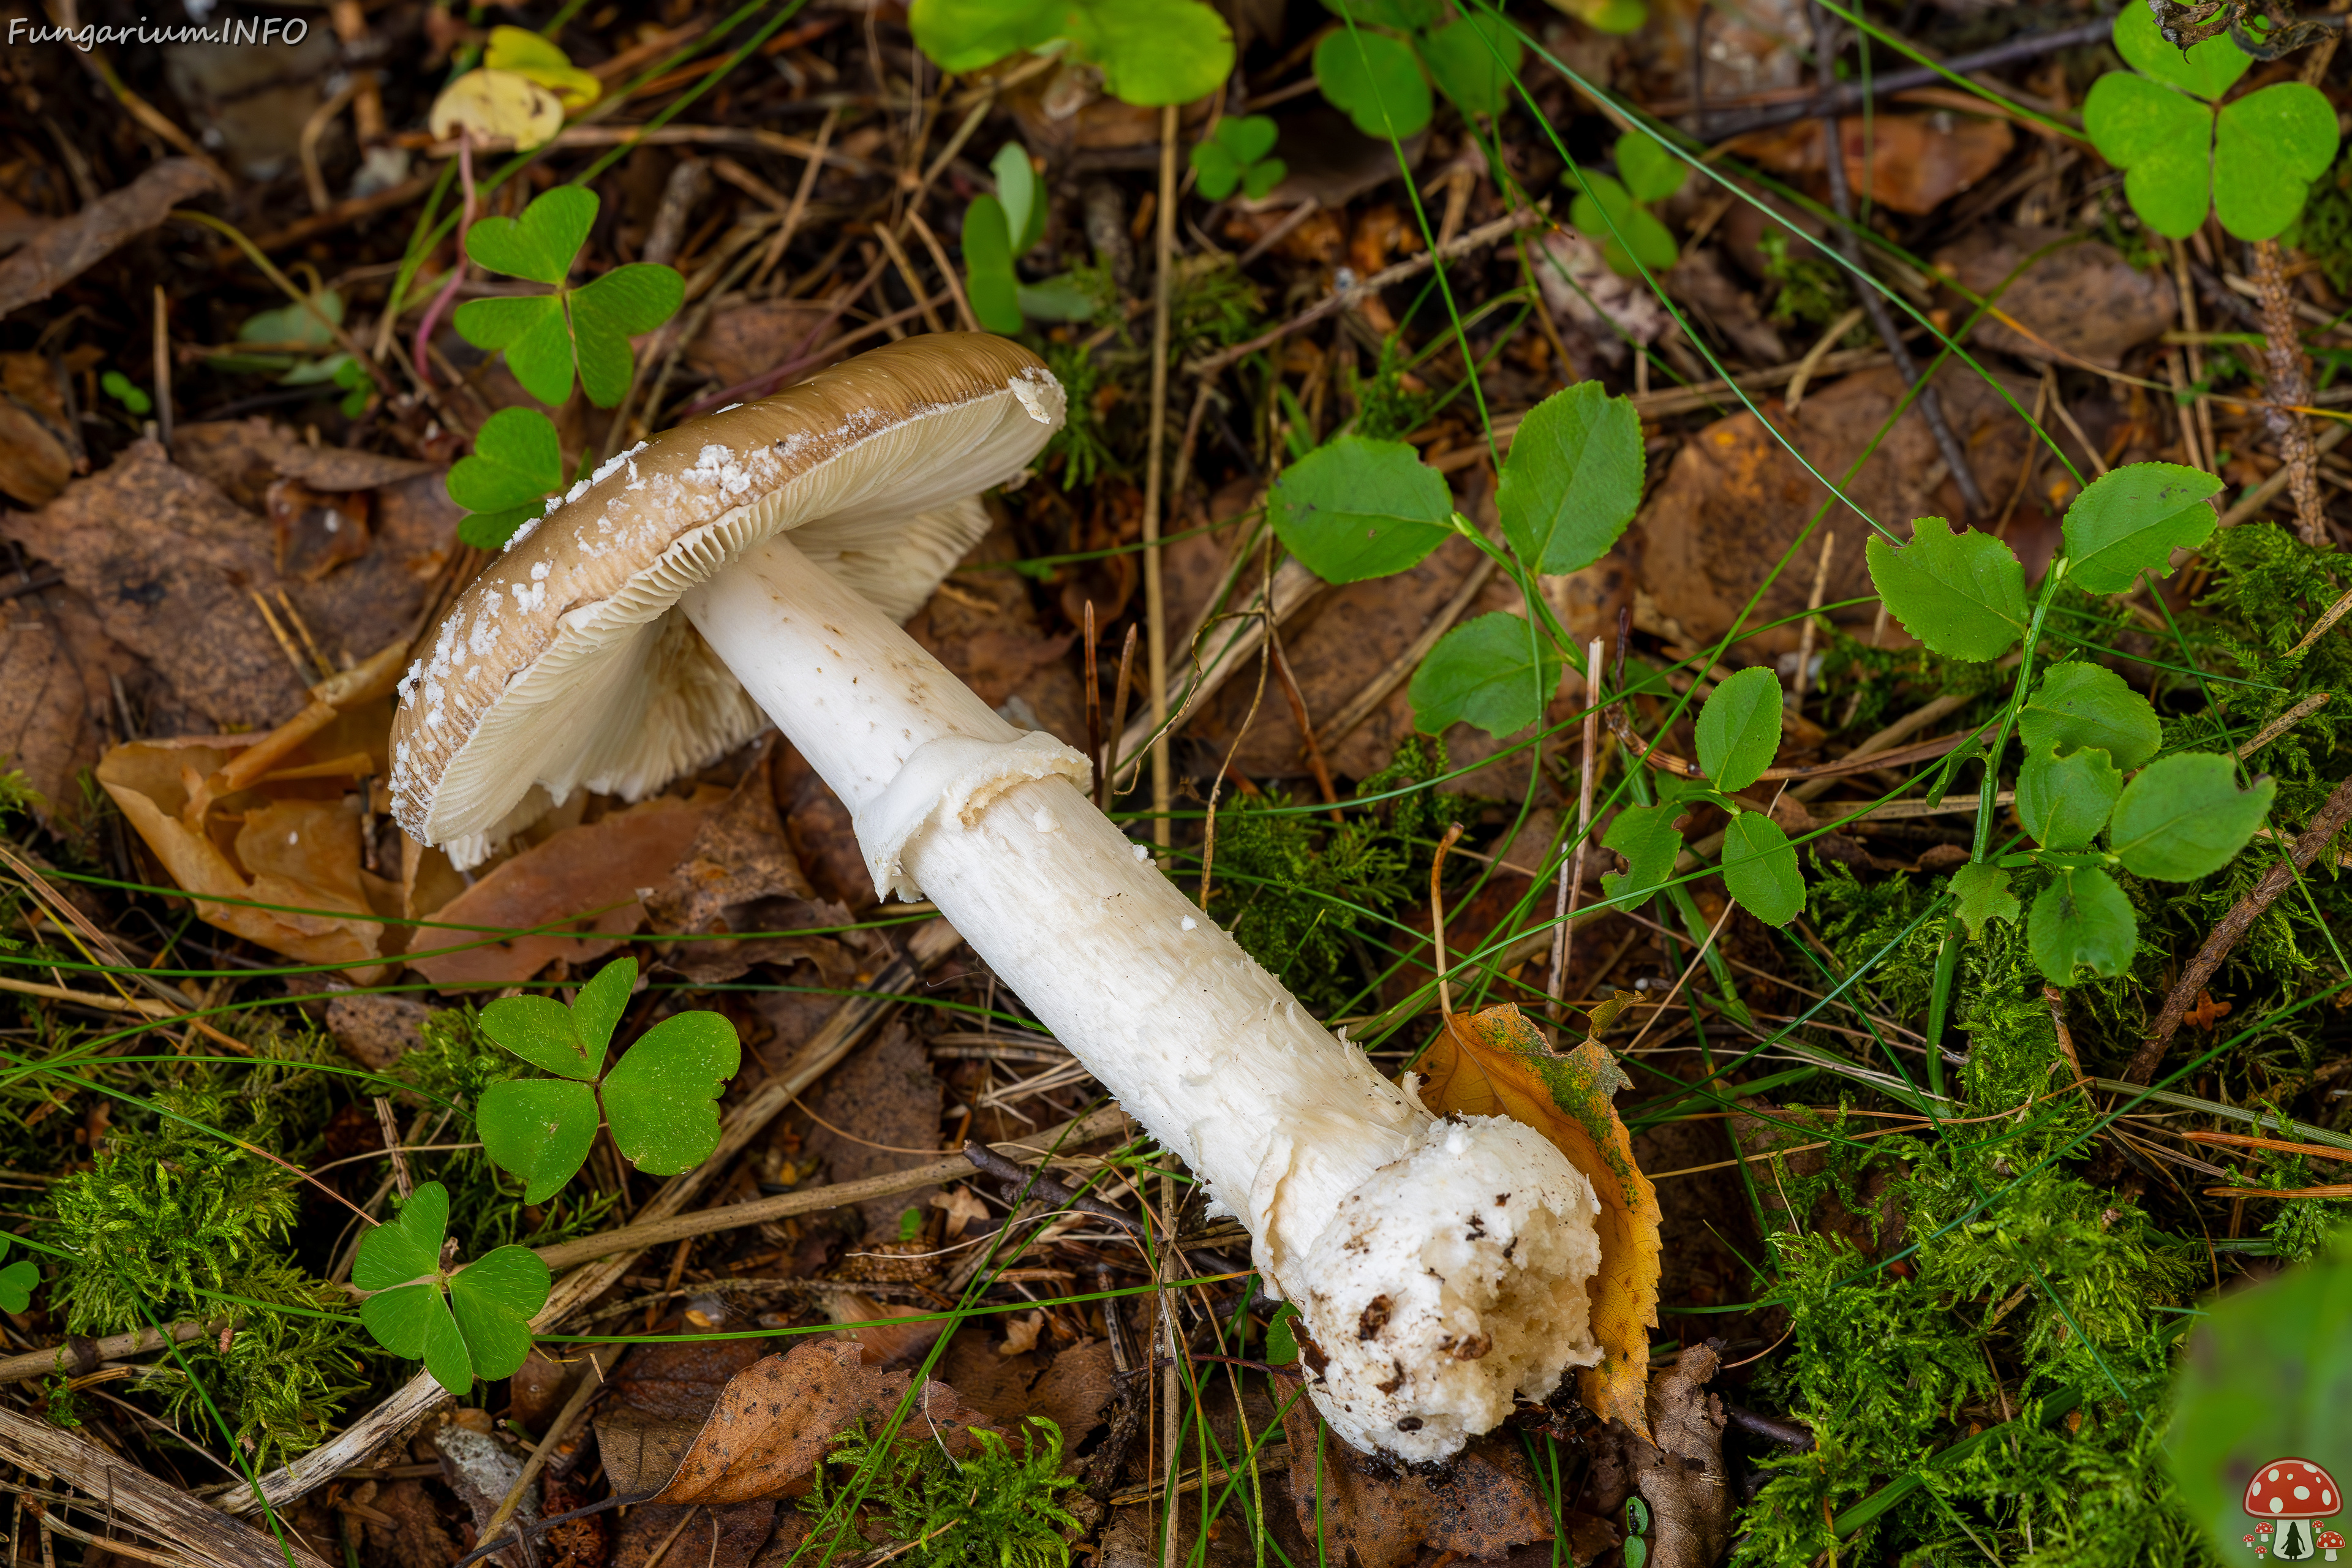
top-left (2244, 1458), bottom-right (2343, 1561)
top-left (2318, 1530), bottom-right (2345, 1562)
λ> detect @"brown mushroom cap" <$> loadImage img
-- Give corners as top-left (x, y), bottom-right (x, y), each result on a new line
top-left (2245, 1458), bottom-right (2342, 1520)
top-left (390, 332), bottom-right (1064, 855)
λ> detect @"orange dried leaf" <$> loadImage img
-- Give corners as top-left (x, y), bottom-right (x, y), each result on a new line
top-left (1414, 997), bottom-right (1662, 1439)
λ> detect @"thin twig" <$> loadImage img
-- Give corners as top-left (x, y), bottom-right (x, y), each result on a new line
top-left (1548, 639), bottom-right (1604, 1023)
top-left (1430, 823), bottom-right (1466, 1019)
top-left (1144, 105), bottom-right (1180, 856)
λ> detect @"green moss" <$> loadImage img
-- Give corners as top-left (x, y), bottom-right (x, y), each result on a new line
top-left (802, 1416), bottom-right (1083, 1568)
top-left (1758, 230), bottom-right (1858, 336)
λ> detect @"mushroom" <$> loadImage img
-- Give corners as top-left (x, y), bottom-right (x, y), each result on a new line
top-left (388, 333), bottom-right (1605, 1462)
top-left (2244, 1458), bottom-right (2342, 1561)
top-left (2320, 1529), bottom-right (2344, 1562)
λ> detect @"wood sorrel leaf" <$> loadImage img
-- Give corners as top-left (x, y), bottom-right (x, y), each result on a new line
top-left (1072, 0), bottom-right (1234, 107)
top-left (447, 1245), bottom-right (551, 1382)
top-left (2029, 867), bottom-right (2138, 986)
top-left (2019, 662), bottom-right (2162, 773)
top-left (464, 184), bottom-right (595, 285)
top-left (0, 1240), bottom-right (34, 1315)
top-left (2063, 462), bottom-right (2224, 594)
top-left (1313, 28), bottom-right (1431, 139)
top-left (1317, 0), bottom-right (1439, 26)
top-left (1694, 666), bottom-right (1784, 794)
top-left (477, 1078), bottom-right (600, 1204)
top-left (2109, 753), bottom-right (2275, 881)
top-left (2017, 744), bottom-right (2122, 853)
top-left (1420, 13), bottom-right (1523, 119)
top-left (2083, 72), bottom-right (2216, 240)
top-left (1600, 802), bottom-right (1683, 905)
top-left (1864, 518), bottom-right (2027, 662)
top-left (1409, 612), bottom-right (1561, 739)
top-left (602, 1011), bottom-right (741, 1175)
top-left (478, 994), bottom-right (600, 1079)
top-left (1615, 133), bottom-right (1686, 203)
top-left (353, 1180), bottom-right (447, 1292)
top-left (962, 194), bottom-right (1022, 334)
top-left (907, 0), bottom-right (1061, 72)
top-left (2110, 2), bottom-right (2248, 100)
top-left (446, 406), bottom-right (562, 535)
top-left (1719, 812), bottom-right (1802, 927)
top-left (569, 263), bottom-right (684, 408)
top-left (1270, 436), bottom-right (1453, 582)
top-left (1948, 862), bottom-right (2019, 940)
top-left (1496, 380), bottom-right (1643, 575)
top-left (2214, 83), bottom-right (2341, 243)
top-left (571, 956), bottom-right (635, 1063)
top-left (992, 141), bottom-right (1046, 254)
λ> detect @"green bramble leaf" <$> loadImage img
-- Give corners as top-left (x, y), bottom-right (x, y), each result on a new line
top-left (2017, 744), bottom-right (2122, 853)
top-left (2062, 462), bottom-right (2224, 595)
top-left (601, 1011), bottom-right (741, 1175)
top-left (1864, 517), bottom-right (2028, 662)
top-left (1600, 802), bottom-right (1684, 905)
top-left (1948, 862), bottom-right (2020, 940)
top-left (2108, 753), bottom-right (2275, 881)
top-left (1419, 14), bottom-right (1523, 119)
top-left (1496, 380), bottom-right (1644, 575)
top-left (1720, 812), bottom-right (1803, 927)
top-left (992, 142), bottom-right (1046, 255)
top-left (1270, 436), bottom-right (1454, 582)
top-left (963, 194), bottom-right (1023, 335)
top-left (1694, 666), bottom-right (1784, 796)
top-left (2019, 662), bottom-right (2162, 774)
top-left (2029, 867), bottom-right (2138, 986)
top-left (1314, 28), bottom-right (1432, 140)
top-left (1408, 612), bottom-right (1562, 740)
top-left (1615, 134), bottom-right (1685, 203)
top-left (474, 958), bottom-right (739, 1200)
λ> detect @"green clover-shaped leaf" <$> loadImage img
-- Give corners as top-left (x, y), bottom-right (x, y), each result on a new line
top-left (453, 294), bottom-right (573, 405)
top-left (2029, 867), bottom-right (2138, 987)
top-left (455, 186), bottom-right (683, 407)
top-left (1600, 802), bottom-right (1684, 906)
top-left (1314, 28), bottom-right (1432, 140)
top-left (1420, 14), bottom-right (1523, 120)
top-left (602, 1011), bottom-right (742, 1175)
top-left (1270, 435), bottom-right (1453, 583)
top-left (2214, 83), bottom-right (2341, 244)
top-left (1496, 380), bottom-right (1644, 575)
top-left (354, 1182), bottom-right (549, 1395)
top-left (569, 264), bottom-right (686, 408)
top-left (465, 184), bottom-right (596, 284)
top-left (0, 1238), bottom-right (37, 1315)
top-left (447, 406), bottom-right (564, 551)
top-left (1191, 116), bottom-right (1285, 202)
top-left (1616, 134), bottom-right (1686, 204)
top-left (1408, 612), bottom-right (1562, 741)
top-left (1066, 0), bottom-right (1233, 108)
top-left (1948, 862), bottom-right (2020, 941)
top-left (1567, 170), bottom-right (1678, 276)
top-left (2111, 3), bottom-right (2248, 100)
top-left (1694, 666), bottom-right (1784, 796)
top-left (478, 1079), bottom-right (601, 1204)
top-left (1864, 516), bottom-right (2028, 662)
top-left (2108, 753), bottom-right (2275, 881)
top-left (908, 0), bottom-right (1062, 72)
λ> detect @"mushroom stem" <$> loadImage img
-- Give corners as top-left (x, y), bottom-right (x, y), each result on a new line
top-left (680, 532), bottom-right (1605, 1461)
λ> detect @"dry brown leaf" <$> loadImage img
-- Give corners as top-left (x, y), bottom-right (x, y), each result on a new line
top-left (323, 993), bottom-right (431, 1071)
top-left (0, 352), bottom-right (75, 507)
top-left (405, 792), bottom-right (719, 987)
top-left (647, 1340), bottom-right (995, 1506)
top-left (1722, 113), bottom-right (2015, 216)
top-left (646, 747), bottom-right (854, 986)
top-left (1414, 999), bottom-right (1664, 1439)
top-left (932, 1187), bottom-right (989, 1240)
top-left (1933, 225), bottom-right (2177, 370)
top-left (0, 587), bottom-right (134, 823)
top-left (0, 158), bottom-right (222, 318)
top-left (357, 1479), bottom-right (459, 1568)
top-left (686, 299), bottom-right (837, 388)
top-left (998, 1311), bottom-right (1046, 1359)
top-left (610, 1501), bottom-right (775, 1568)
top-left (1631, 1342), bottom-right (1732, 1568)
top-left (1280, 1395), bottom-right (1553, 1568)
top-left (266, 477), bottom-right (373, 582)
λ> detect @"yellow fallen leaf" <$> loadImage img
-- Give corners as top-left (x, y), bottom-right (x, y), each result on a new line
top-left (484, 26), bottom-right (603, 112)
top-left (429, 68), bottom-right (566, 151)
top-left (1414, 997), bottom-right (1663, 1439)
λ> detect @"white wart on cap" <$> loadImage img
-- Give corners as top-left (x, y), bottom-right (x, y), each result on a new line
top-left (390, 333), bottom-right (1065, 861)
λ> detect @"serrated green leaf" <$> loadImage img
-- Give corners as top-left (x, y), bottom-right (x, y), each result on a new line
top-left (478, 994), bottom-right (599, 1078)
top-left (1497, 380), bottom-right (1643, 574)
top-left (1616, 134), bottom-right (1684, 203)
top-left (1600, 802), bottom-right (1683, 905)
top-left (454, 295), bottom-right (575, 406)
top-left (2017, 744), bottom-right (2122, 853)
top-left (0, 1257), bottom-right (37, 1314)
top-left (992, 142), bottom-right (1045, 254)
top-left (1721, 812), bottom-right (1803, 927)
top-left (466, 185), bottom-right (595, 284)
top-left (353, 1181), bottom-right (448, 1291)
top-left (2019, 662), bottom-right (2162, 772)
top-left (1191, 138), bottom-right (1243, 200)
top-left (907, 0), bottom-right (1062, 71)
top-left (2108, 753), bottom-right (2275, 881)
top-left (1270, 436), bottom-right (1453, 582)
top-left (603, 1012), bottom-right (740, 1175)
top-left (1420, 15), bottom-right (1522, 119)
top-left (1074, 0), bottom-right (1234, 107)
top-left (1864, 518), bottom-right (2027, 662)
top-left (1218, 114), bottom-right (1278, 166)
top-left (1314, 28), bottom-right (1431, 139)
top-left (963, 194), bottom-right (1022, 334)
top-left (1408, 612), bottom-right (1562, 739)
top-left (571, 957), bottom-right (635, 1061)
top-left (448, 1246), bottom-right (550, 1382)
top-left (477, 1078), bottom-right (600, 1204)
top-left (2111, 1), bottom-right (2249, 99)
top-left (2063, 461), bottom-right (2223, 594)
top-left (2029, 867), bottom-right (2138, 986)
top-left (1694, 666), bottom-right (1784, 795)
top-left (1948, 862), bottom-right (2019, 940)
top-left (2082, 73), bottom-right (2215, 239)
top-left (2214, 82), bottom-right (2340, 242)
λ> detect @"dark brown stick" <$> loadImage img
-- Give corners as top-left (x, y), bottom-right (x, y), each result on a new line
top-left (2253, 237), bottom-right (2328, 546)
top-left (962, 1140), bottom-right (1142, 1232)
top-left (2121, 770), bottom-right (2352, 1084)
